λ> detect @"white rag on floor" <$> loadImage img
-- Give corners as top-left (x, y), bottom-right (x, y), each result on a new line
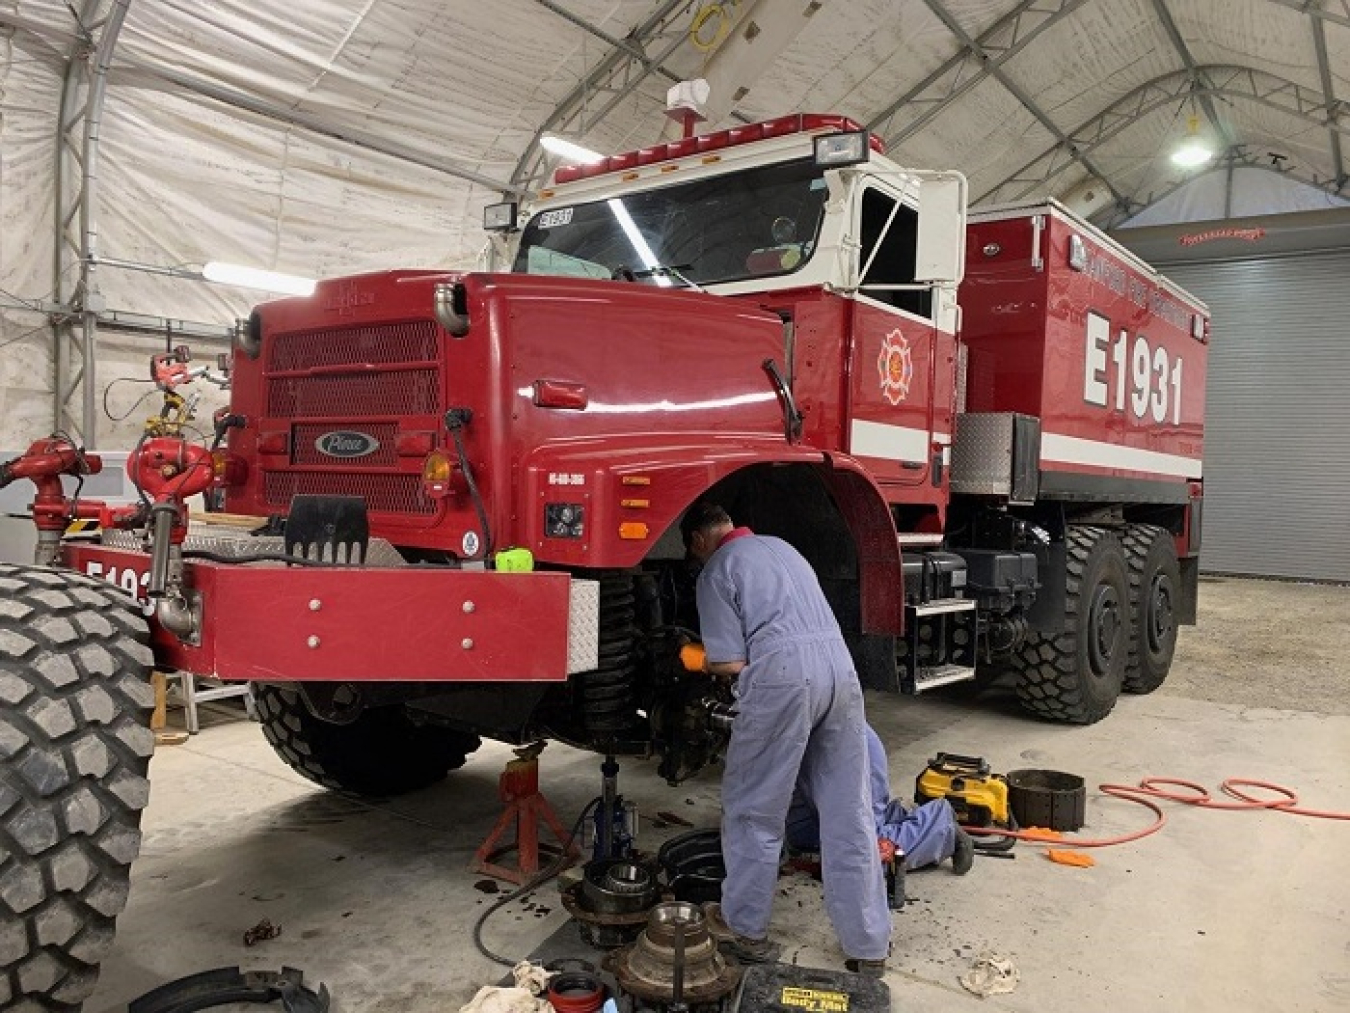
top-left (456, 961), bottom-right (555, 1013)
top-left (958, 952), bottom-right (1020, 997)
top-left (511, 961), bottom-right (553, 995)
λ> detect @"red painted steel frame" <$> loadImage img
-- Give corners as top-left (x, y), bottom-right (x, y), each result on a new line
top-left (61, 543), bottom-right (572, 683)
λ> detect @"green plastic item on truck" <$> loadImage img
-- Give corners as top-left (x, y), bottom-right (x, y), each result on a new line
top-left (495, 547), bottom-right (535, 572)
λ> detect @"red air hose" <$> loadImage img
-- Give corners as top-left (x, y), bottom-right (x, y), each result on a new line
top-left (965, 777), bottom-right (1350, 849)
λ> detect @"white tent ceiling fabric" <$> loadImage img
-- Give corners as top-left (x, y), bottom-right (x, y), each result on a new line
top-left (1, 0), bottom-right (1347, 444)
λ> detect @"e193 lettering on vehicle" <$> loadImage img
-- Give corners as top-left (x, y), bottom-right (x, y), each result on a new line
top-left (83, 560), bottom-right (154, 614)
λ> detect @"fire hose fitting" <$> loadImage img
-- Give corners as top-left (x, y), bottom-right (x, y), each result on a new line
top-left (146, 504), bottom-right (178, 599)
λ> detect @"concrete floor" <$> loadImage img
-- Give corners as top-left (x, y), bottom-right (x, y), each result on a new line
top-left (90, 578), bottom-right (1350, 1012)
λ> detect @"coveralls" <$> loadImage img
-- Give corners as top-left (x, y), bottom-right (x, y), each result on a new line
top-left (786, 725), bottom-right (960, 869)
top-left (697, 529), bottom-right (892, 962)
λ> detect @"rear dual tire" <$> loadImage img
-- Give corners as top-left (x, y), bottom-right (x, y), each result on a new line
top-left (1012, 523), bottom-right (1181, 723)
top-left (1014, 526), bottom-right (1128, 725)
top-left (1121, 524), bottom-right (1181, 695)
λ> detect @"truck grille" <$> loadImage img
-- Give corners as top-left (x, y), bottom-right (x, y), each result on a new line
top-left (263, 321), bottom-right (443, 518)
top-left (269, 321), bottom-right (441, 371)
top-left (266, 321), bottom-right (442, 417)
top-left (267, 368), bottom-right (440, 418)
top-left (263, 472), bottom-right (437, 516)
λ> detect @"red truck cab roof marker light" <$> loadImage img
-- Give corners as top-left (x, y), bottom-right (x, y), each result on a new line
top-left (552, 114), bottom-right (882, 185)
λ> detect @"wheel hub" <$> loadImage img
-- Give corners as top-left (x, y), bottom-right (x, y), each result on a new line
top-left (1147, 574), bottom-right (1175, 654)
top-left (1089, 583), bottom-right (1122, 676)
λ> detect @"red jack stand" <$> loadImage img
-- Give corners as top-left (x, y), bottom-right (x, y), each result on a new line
top-left (474, 743), bottom-right (580, 885)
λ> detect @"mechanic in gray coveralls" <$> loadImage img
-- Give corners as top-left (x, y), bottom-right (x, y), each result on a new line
top-left (681, 501), bottom-right (891, 976)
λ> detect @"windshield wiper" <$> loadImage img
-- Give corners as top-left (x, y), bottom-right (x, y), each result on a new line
top-left (631, 263), bottom-right (705, 292)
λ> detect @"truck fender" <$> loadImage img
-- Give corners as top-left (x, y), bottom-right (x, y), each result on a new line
top-left (523, 443), bottom-right (903, 637)
top-left (816, 454), bottom-right (904, 636)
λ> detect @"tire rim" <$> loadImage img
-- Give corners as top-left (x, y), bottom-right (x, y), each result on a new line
top-left (1147, 573), bottom-right (1175, 655)
top-left (1089, 583), bottom-right (1122, 677)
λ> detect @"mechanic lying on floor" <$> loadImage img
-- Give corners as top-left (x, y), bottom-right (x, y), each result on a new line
top-left (786, 724), bottom-right (976, 875)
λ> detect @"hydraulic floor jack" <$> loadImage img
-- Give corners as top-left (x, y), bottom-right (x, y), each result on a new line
top-left (587, 754), bottom-right (639, 861)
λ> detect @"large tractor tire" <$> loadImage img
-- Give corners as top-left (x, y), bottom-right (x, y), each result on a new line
top-left (1122, 524), bottom-right (1181, 694)
top-left (1014, 526), bottom-right (1129, 724)
top-left (0, 564), bottom-right (154, 1011)
top-left (255, 686), bottom-right (480, 797)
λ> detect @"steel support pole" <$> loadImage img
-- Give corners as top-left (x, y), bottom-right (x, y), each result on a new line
top-left (77, 0), bottom-right (131, 448)
top-left (53, 1), bottom-right (101, 444)
top-left (1310, 13), bottom-right (1346, 191)
top-left (50, 0), bottom-right (130, 448)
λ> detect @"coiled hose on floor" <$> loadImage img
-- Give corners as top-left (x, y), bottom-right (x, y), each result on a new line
top-left (966, 777), bottom-right (1350, 849)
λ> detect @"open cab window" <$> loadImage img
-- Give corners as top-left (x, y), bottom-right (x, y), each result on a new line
top-left (858, 187), bottom-right (933, 319)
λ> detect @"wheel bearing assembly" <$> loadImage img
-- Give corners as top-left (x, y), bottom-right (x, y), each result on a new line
top-left (608, 901), bottom-right (741, 1006)
top-left (560, 858), bottom-right (660, 949)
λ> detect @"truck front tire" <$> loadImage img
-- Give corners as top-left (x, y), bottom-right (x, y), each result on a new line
top-left (0, 564), bottom-right (154, 1011)
top-left (1014, 526), bottom-right (1128, 724)
top-left (1122, 524), bottom-right (1180, 694)
top-left (255, 686), bottom-right (481, 797)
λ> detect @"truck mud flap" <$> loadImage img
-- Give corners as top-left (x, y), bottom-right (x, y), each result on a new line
top-left (1026, 541), bottom-right (1067, 636)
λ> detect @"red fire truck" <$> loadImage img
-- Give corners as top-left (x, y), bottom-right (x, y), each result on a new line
top-left (0, 113), bottom-right (1206, 1007)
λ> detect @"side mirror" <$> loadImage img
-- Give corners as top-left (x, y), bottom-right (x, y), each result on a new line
top-left (915, 173), bottom-right (967, 285)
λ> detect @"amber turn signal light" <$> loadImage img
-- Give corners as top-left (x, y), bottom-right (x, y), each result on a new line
top-left (422, 450), bottom-right (455, 499)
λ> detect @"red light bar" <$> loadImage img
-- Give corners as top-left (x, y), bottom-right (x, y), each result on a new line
top-left (550, 114), bottom-right (883, 185)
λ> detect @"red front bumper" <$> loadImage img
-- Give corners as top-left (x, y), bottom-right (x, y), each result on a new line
top-left (62, 544), bottom-right (576, 683)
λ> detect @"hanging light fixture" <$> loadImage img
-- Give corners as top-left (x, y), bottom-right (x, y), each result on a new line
top-left (540, 134), bottom-right (605, 163)
top-left (1171, 114), bottom-right (1213, 168)
top-left (202, 261), bottom-right (316, 296)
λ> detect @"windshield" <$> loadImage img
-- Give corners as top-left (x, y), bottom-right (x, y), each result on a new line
top-left (512, 158), bottom-right (829, 287)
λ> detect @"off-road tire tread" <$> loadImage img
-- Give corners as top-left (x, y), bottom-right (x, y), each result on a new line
top-left (1122, 524), bottom-right (1179, 694)
top-left (254, 686), bottom-right (479, 797)
top-left (0, 563), bottom-right (154, 1011)
top-left (1013, 526), bottom-right (1127, 725)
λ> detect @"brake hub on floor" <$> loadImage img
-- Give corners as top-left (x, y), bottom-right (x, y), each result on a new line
top-left (608, 901), bottom-right (741, 1006)
top-left (560, 858), bottom-right (660, 948)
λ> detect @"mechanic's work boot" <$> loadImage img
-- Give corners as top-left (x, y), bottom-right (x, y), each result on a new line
top-left (845, 958), bottom-right (888, 978)
top-left (703, 903), bottom-right (782, 964)
top-left (952, 827), bottom-right (976, 875)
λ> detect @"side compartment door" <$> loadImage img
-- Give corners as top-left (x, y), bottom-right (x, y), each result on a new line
top-left (846, 184), bottom-right (942, 488)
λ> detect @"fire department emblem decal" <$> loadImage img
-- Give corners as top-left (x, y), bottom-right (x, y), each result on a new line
top-left (877, 330), bottom-right (914, 405)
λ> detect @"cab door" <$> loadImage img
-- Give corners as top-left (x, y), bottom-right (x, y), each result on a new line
top-left (846, 183), bottom-right (942, 489)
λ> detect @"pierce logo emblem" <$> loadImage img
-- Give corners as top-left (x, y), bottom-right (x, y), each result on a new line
top-left (877, 329), bottom-right (914, 405)
top-left (315, 431), bottom-right (380, 458)
top-left (324, 280), bottom-right (375, 315)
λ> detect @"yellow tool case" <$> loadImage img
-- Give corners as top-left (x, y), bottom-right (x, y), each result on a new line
top-left (914, 752), bottom-right (1011, 827)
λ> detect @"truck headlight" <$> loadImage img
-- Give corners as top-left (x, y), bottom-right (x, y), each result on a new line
top-left (545, 503), bottom-right (585, 539)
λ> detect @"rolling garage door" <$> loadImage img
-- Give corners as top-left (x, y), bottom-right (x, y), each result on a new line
top-left (1157, 251), bottom-right (1350, 582)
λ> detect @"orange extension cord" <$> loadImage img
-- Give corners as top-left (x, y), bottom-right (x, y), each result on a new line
top-left (965, 778), bottom-right (1350, 849)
